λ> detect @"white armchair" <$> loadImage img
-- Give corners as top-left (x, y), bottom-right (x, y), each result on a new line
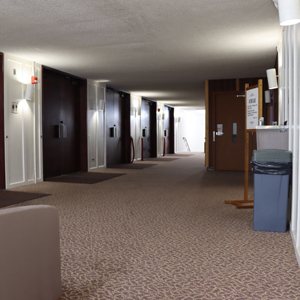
top-left (0, 205), bottom-right (61, 300)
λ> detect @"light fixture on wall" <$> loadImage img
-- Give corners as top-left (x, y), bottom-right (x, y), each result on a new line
top-left (24, 84), bottom-right (34, 101)
top-left (23, 76), bottom-right (38, 101)
top-left (98, 99), bottom-right (105, 111)
top-left (265, 90), bottom-right (271, 103)
top-left (266, 68), bottom-right (278, 89)
top-left (278, 0), bottom-right (300, 26)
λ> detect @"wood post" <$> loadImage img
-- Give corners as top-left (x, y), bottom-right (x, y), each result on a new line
top-left (225, 80), bottom-right (263, 209)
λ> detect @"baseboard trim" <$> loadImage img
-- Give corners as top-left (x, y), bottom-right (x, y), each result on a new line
top-left (290, 228), bottom-right (300, 267)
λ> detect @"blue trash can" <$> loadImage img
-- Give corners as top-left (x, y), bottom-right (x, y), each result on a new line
top-left (252, 150), bottom-right (292, 232)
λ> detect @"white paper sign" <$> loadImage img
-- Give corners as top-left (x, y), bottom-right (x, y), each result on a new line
top-left (246, 87), bottom-right (259, 130)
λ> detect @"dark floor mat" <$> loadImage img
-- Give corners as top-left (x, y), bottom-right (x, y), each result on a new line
top-left (46, 172), bottom-right (126, 184)
top-left (166, 154), bottom-right (194, 157)
top-left (0, 191), bottom-right (51, 208)
top-left (144, 157), bottom-right (179, 161)
top-left (109, 163), bottom-right (157, 169)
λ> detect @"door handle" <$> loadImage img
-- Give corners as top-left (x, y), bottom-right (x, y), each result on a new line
top-left (109, 125), bottom-right (117, 137)
top-left (216, 124), bottom-right (224, 136)
top-left (58, 121), bottom-right (67, 139)
top-left (233, 123), bottom-right (237, 142)
top-left (142, 127), bottom-right (148, 137)
top-left (164, 129), bottom-right (168, 137)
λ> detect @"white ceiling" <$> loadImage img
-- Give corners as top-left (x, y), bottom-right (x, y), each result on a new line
top-left (0, 0), bottom-right (280, 109)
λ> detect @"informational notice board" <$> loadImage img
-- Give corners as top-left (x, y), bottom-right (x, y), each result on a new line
top-left (246, 87), bottom-right (259, 130)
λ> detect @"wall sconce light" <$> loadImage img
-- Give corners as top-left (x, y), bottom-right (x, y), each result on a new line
top-left (278, 0), bottom-right (300, 26)
top-left (24, 84), bottom-right (34, 101)
top-left (98, 99), bottom-right (105, 111)
top-left (266, 68), bottom-right (278, 89)
top-left (265, 90), bottom-right (271, 103)
top-left (130, 107), bottom-right (136, 116)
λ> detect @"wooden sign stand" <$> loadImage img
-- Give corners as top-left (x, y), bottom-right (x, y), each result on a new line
top-left (225, 80), bottom-right (263, 209)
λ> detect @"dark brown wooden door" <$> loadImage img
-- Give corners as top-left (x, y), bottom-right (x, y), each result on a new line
top-left (164, 105), bottom-right (174, 155)
top-left (149, 101), bottom-right (157, 157)
top-left (164, 106), bottom-right (170, 154)
top-left (214, 91), bottom-right (245, 170)
top-left (106, 88), bottom-right (131, 167)
top-left (0, 53), bottom-right (4, 189)
top-left (60, 76), bottom-right (80, 174)
top-left (141, 99), bottom-right (151, 159)
top-left (141, 99), bottom-right (157, 159)
top-left (106, 88), bottom-right (121, 167)
top-left (43, 69), bottom-right (83, 179)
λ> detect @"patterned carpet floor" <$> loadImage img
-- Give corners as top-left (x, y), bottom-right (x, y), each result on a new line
top-left (5, 153), bottom-right (300, 299)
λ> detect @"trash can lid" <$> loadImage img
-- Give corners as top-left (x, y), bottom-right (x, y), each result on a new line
top-left (252, 149), bottom-right (292, 162)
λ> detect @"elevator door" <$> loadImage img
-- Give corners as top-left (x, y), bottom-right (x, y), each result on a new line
top-left (43, 69), bottom-right (81, 179)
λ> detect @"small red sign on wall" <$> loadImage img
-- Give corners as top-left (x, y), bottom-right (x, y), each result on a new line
top-left (31, 76), bottom-right (38, 84)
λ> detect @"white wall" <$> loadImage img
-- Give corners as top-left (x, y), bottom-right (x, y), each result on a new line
top-left (279, 24), bottom-right (300, 267)
top-left (175, 109), bottom-right (205, 153)
top-left (157, 101), bottom-right (165, 156)
top-left (130, 93), bottom-right (142, 161)
top-left (87, 80), bottom-right (106, 170)
top-left (4, 54), bottom-right (42, 189)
